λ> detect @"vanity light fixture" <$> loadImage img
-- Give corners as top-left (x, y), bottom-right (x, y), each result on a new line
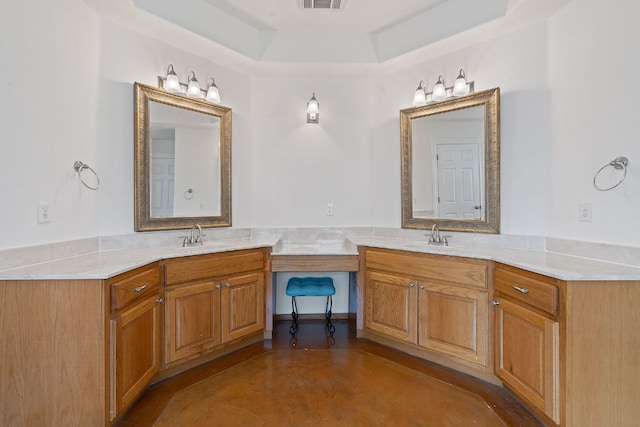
top-left (431, 75), bottom-right (447, 101)
top-left (205, 78), bottom-right (221, 103)
top-left (412, 80), bottom-right (427, 106)
top-left (159, 65), bottom-right (222, 104)
top-left (307, 92), bottom-right (319, 124)
top-left (410, 69), bottom-right (474, 105)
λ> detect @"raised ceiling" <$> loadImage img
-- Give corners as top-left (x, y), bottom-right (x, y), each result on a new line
top-left (132, 0), bottom-right (513, 63)
top-left (204, 0), bottom-right (448, 33)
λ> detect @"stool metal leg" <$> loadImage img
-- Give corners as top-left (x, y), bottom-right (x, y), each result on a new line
top-left (289, 296), bottom-right (299, 336)
top-left (325, 295), bottom-right (335, 335)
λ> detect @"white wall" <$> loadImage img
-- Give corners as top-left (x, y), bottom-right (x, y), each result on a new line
top-left (95, 19), bottom-right (252, 236)
top-left (372, 23), bottom-right (552, 236)
top-left (0, 0), bottom-right (101, 248)
top-left (547, 0), bottom-right (640, 245)
top-left (247, 77), bottom-right (374, 227)
top-left (2, 0), bottom-right (640, 251)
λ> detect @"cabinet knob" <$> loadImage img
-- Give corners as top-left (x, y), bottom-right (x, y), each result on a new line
top-left (134, 283), bottom-right (148, 292)
top-left (156, 297), bottom-right (164, 304)
top-left (492, 300), bottom-right (500, 306)
top-left (511, 285), bottom-right (529, 294)
top-left (419, 284), bottom-right (425, 290)
top-left (409, 282), bottom-right (415, 288)
top-left (225, 282), bottom-right (231, 288)
top-left (216, 284), bottom-right (221, 289)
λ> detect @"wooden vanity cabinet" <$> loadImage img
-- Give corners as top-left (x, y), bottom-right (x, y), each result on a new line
top-left (362, 247), bottom-right (491, 372)
top-left (493, 263), bottom-right (640, 427)
top-left (493, 263), bottom-right (560, 425)
top-left (162, 249), bottom-right (266, 366)
top-left (107, 263), bottom-right (163, 422)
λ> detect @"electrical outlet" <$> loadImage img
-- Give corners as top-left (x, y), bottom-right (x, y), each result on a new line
top-left (38, 201), bottom-right (50, 224)
top-left (578, 202), bottom-right (592, 222)
top-left (326, 203), bottom-right (334, 216)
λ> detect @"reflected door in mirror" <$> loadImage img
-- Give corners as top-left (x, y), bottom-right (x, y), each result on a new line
top-left (411, 106), bottom-right (484, 220)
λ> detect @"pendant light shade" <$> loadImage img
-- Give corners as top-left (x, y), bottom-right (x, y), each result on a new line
top-left (412, 80), bottom-right (427, 106)
top-left (206, 77), bottom-right (221, 103)
top-left (452, 69), bottom-right (469, 96)
top-left (186, 71), bottom-right (201, 98)
top-left (432, 75), bottom-right (446, 101)
top-left (165, 64), bottom-right (181, 93)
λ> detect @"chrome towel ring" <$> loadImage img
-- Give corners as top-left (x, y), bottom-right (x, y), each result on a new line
top-left (73, 161), bottom-right (100, 190)
top-left (593, 156), bottom-right (629, 191)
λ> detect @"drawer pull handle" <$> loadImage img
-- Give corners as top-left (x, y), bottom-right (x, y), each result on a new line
top-left (512, 285), bottom-right (529, 294)
top-left (134, 283), bottom-right (148, 292)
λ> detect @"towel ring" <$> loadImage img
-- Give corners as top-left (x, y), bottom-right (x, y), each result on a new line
top-left (593, 156), bottom-right (628, 191)
top-left (183, 188), bottom-right (194, 200)
top-left (73, 161), bottom-right (100, 190)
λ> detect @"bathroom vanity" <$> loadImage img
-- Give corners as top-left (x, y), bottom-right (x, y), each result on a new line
top-left (1, 236), bottom-right (639, 426)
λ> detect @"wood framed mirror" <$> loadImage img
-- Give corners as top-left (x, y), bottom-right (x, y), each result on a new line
top-left (134, 82), bottom-right (232, 231)
top-left (400, 87), bottom-right (500, 233)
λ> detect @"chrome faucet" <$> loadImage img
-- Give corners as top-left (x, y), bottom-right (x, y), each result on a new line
top-left (181, 224), bottom-right (206, 247)
top-left (427, 224), bottom-right (449, 246)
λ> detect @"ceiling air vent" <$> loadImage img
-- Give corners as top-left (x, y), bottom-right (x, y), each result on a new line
top-left (301, 0), bottom-right (343, 10)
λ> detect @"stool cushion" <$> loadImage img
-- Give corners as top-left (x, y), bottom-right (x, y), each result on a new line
top-left (286, 277), bottom-right (335, 297)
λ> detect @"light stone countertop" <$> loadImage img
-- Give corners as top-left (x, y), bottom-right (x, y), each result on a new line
top-left (0, 237), bottom-right (278, 280)
top-left (350, 236), bottom-right (640, 281)
top-left (2, 234), bottom-right (640, 281)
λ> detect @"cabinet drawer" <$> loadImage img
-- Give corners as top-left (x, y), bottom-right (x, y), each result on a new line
top-left (164, 249), bottom-right (265, 286)
top-left (365, 248), bottom-right (487, 289)
top-left (495, 264), bottom-right (558, 316)
top-left (109, 264), bottom-right (161, 313)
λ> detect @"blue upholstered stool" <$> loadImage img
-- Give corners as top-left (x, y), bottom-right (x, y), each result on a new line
top-left (286, 277), bottom-right (336, 336)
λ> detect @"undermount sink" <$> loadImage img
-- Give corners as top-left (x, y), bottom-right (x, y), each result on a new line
top-left (179, 240), bottom-right (231, 249)
top-left (400, 241), bottom-right (456, 251)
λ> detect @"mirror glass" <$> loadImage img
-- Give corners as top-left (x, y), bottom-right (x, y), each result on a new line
top-left (134, 83), bottom-right (231, 231)
top-left (401, 88), bottom-right (500, 233)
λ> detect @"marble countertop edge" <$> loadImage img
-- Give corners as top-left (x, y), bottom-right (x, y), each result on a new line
top-left (2, 235), bottom-right (640, 282)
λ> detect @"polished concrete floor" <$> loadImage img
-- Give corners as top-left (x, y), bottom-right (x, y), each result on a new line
top-left (115, 320), bottom-right (545, 426)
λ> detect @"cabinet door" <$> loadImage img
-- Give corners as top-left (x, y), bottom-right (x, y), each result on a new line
top-left (418, 283), bottom-right (488, 367)
top-left (110, 294), bottom-right (162, 420)
top-left (221, 272), bottom-right (264, 343)
top-left (364, 271), bottom-right (417, 343)
top-left (494, 296), bottom-right (559, 424)
top-left (165, 281), bottom-right (221, 364)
